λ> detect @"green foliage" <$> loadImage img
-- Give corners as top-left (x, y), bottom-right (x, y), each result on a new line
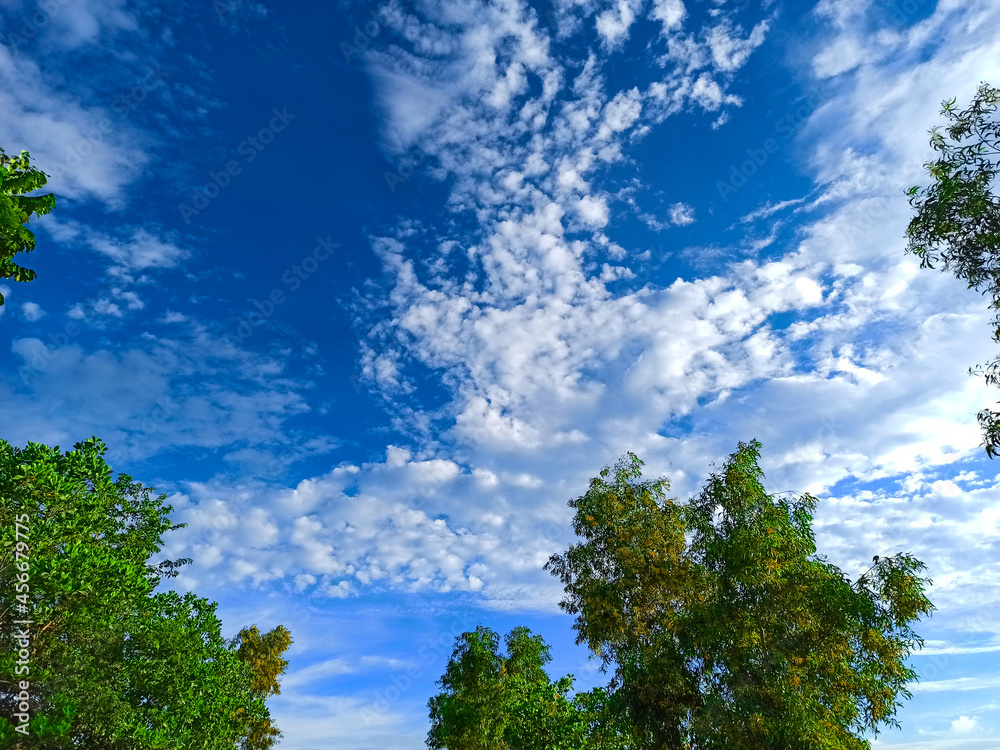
top-left (0, 148), bottom-right (55, 305)
top-left (0, 437), bottom-right (290, 749)
top-left (228, 624), bottom-right (294, 750)
top-left (903, 82), bottom-right (1000, 457)
top-left (427, 625), bottom-right (632, 750)
top-left (541, 440), bottom-right (934, 750)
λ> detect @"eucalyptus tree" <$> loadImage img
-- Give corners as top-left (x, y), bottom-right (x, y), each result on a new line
top-left (544, 440), bottom-right (934, 749)
top-left (427, 625), bottom-right (634, 749)
top-left (904, 82), bottom-right (1000, 456)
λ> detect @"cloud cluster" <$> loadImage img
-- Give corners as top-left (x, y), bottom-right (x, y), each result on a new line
top-left (143, 1), bottom-right (1000, 647)
top-left (3, 321), bottom-right (328, 473)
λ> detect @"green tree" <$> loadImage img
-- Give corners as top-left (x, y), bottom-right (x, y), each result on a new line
top-left (904, 82), bottom-right (1000, 456)
top-left (0, 437), bottom-right (291, 749)
top-left (544, 440), bottom-right (934, 750)
top-left (427, 625), bottom-right (627, 750)
top-left (228, 624), bottom-right (294, 750)
top-left (0, 148), bottom-right (55, 305)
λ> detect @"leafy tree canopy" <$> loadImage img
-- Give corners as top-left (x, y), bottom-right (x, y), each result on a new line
top-left (904, 82), bottom-right (1000, 456)
top-left (0, 437), bottom-right (291, 749)
top-left (427, 625), bottom-right (634, 750)
top-left (0, 148), bottom-right (55, 305)
top-left (228, 624), bottom-right (295, 750)
top-left (542, 439), bottom-right (934, 750)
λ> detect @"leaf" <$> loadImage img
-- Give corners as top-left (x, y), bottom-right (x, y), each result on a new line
top-left (0, 146), bottom-right (55, 303)
top-left (0, 438), bottom-right (290, 750)
top-left (538, 440), bottom-right (933, 748)
top-left (904, 82), bottom-right (1000, 459)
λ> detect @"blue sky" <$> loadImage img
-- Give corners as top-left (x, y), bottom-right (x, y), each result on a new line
top-left (2, 0), bottom-right (1000, 746)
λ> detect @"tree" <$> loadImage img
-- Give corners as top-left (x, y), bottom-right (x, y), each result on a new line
top-left (427, 625), bottom-right (629, 750)
top-left (0, 437), bottom-right (291, 749)
top-left (228, 624), bottom-right (294, 750)
top-left (0, 148), bottom-right (55, 305)
top-left (544, 440), bottom-right (935, 750)
top-left (904, 82), bottom-right (1000, 456)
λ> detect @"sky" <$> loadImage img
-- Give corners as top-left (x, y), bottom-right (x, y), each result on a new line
top-left (1, 0), bottom-right (1000, 746)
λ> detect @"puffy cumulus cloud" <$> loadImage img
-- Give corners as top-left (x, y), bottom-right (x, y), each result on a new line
top-left (157, 444), bottom-right (577, 611)
top-left (951, 715), bottom-right (979, 732)
top-left (689, 72), bottom-right (738, 111)
top-left (650, 0), bottom-right (686, 35)
top-left (597, 87), bottom-right (642, 140)
top-left (705, 19), bottom-right (770, 72)
top-left (358, 0), bottom-right (754, 231)
top-left (595, 0), bottom-right (644, 48)
top-left (265, 0), bottom-right (1000, 639)
top-left (576, 194), bottom-right (609, 227)
top-left (155, 274), bottom-right (1000, 620)
top-left (669, 202), bottom-right (695, 225)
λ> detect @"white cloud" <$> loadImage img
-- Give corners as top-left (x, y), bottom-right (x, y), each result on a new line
top-left (85, 226), bottom-right (188, 274)
top-left (577, 194), bottom-right (609, 226)
top-left (951, 715), bottom-right (979, 732)
top-left (4, 328), bottom-right (324, 469)
top-left (26, 0), bottom-right (139, 50)
top-left (21, 302), bottom-right (44, 321)
top-left (669, 202), bottom-right (695, 225)
top-left (370, 68), bottom-right (455, 154)
top-left (597, 87), bottom-right (642, 140)
top-left (690, 73), bottom-right (732, 111)
top-left (11, 2), bottom-right (1000, 741)
top-left (0, 45), bottom-right (149, 208)
top-left (281, 657), bottom-right (357, 691)
top-left (813, 0), bottom-right (868, 30)
top-left (911, 675), bottom-right (1000, 693)
top-left (293, 0), bottom-right (1000, 642)
top-left (595, 0), bottom-right (643, 48)
top-left (738, 197), bottom-right (808, 224)
top-left (651, 0), bottom-right (686, 34)
top-left (813, 34), bottom-right (867, 78)
top-left (706, 19), bottom-right (770, 72)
